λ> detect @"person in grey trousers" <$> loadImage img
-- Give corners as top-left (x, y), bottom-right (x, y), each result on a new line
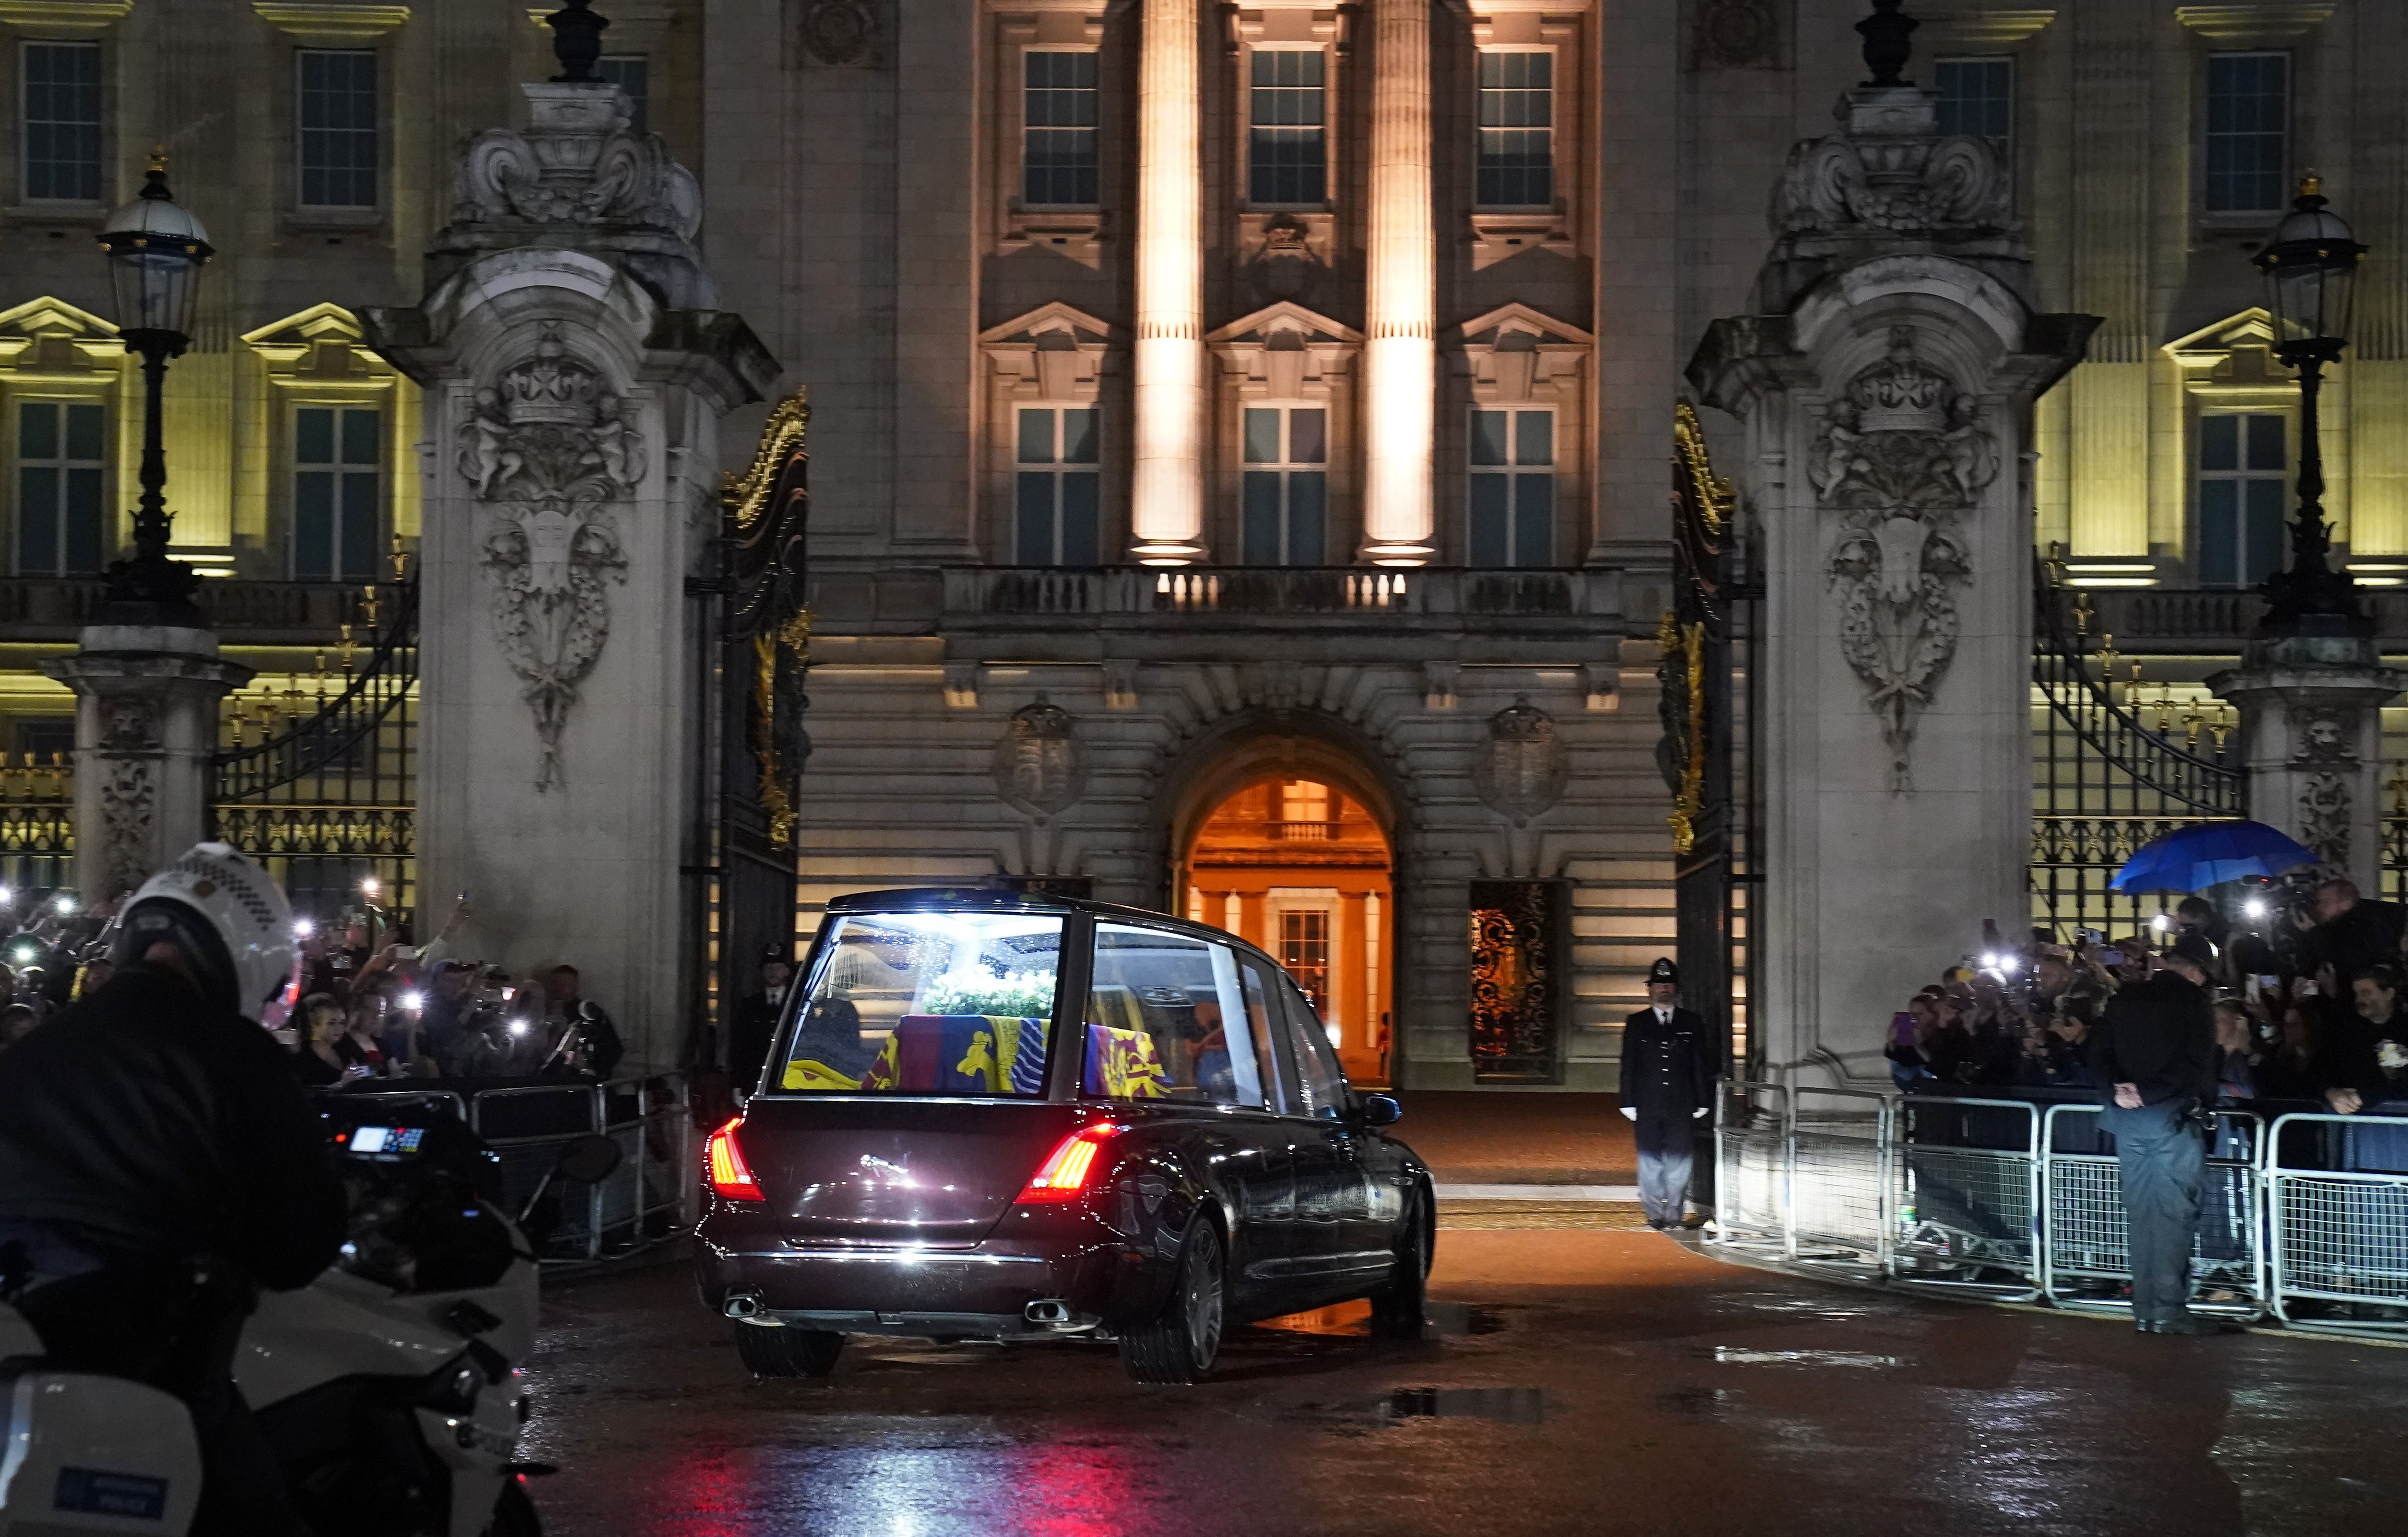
top-left (1620, 957), bottom-right (1717, 1230)
top-left (2091, 934), bottom-right (2230, 1335)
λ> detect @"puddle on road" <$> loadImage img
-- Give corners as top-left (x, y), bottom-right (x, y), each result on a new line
top-left (1654, 1385), bottom-right (1730, 1418)
top-left (1386, 1387), bottom-right (1547, 1424)
top-left (1255, 1300), bottom-right (1505, 1339)
top-left (1700, 1347), bottom-right (1902, 1368)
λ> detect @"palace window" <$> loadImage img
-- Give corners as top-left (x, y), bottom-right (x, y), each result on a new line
top-left (1475, 51), bottom-right (1552, 208)
top-left (1248, 50), bottom-right (1325, 206)
top-left (297, 48), bottom-right (378, 208)
top-left (1469, 408), bottom-right (1553, 568)
top-left (1241, 406), bottom-right (1326, 566)
top-left (1280, 908), bottom-right (1331, 1019)
top-left (21, 40), bottom-right (102, 202)
top-left (1022, 51), bottom-right (1098, 206)
top-left (2204, 53), bottom-right (2287, 214)
top-left (292, 405), bottom-right (381, 581)
top-left (1014, 406), bottom-right (1099, 566)
top-left (15, 400), bottom-right (105, 576)
top-left (1933, 56), bottom-right (2012, 160)
top-left (2195, 412), bottom-right (2287, 589)
top-left (597, 54), bottom-right (648, 134)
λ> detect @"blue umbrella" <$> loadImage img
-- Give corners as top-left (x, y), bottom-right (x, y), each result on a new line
top-left (2109, 820), bottom-right (2321, 894)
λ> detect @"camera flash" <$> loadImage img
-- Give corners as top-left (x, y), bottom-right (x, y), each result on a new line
top-left (401, 990), bottom-right (423, 1012)
top-left (52, 895), bottom-right (73, 914)
top-left (2150, 913), bottom-right (2171, 932)
top-left (292, 918), bottom-right (315, 939)
top-left (2245, 898), bottom-right (2268, 919)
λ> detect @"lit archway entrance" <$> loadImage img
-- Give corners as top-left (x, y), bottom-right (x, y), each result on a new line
top-left (1183, 775), bottom-right (1393, 1085)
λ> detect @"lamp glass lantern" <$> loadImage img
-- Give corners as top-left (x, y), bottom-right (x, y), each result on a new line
top-left (2254, 178), bottom-right (2365, 352)
top-left (98, 164), bottom-right (214, 343)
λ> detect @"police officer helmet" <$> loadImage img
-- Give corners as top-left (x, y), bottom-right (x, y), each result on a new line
top-left (1647, 957), bottom-right (1680, 987)
top-left (108, 844), bottom-right (298, 1023)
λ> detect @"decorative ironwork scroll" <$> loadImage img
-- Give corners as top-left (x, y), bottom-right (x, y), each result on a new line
top-left (2030, 550), bottom-right (2244, 937)
top-left (211, 561), bottom-right (418, 924)
top-left (1468, 879), bottom-right (1561, 1081)
top-left (707, 390), bottom-right (813, 1069)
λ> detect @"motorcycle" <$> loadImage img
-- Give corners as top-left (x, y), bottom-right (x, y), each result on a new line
top-left (0, 1103), bottom-right (621, 1536)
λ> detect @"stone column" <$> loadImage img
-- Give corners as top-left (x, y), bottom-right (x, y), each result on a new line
top-left (365, 81), bottom-right (776, 1071)
top-left (1129, 0), bottom-right (1207, 564)
top-left (1689, 76), bottom-right (2096, 1087)
top-left (2210, 634), bottom-right (2408, 889)
top-left (1358, 0), bottom-right (1436, 565)
top-left (43, 624), bottom-right (249, 900)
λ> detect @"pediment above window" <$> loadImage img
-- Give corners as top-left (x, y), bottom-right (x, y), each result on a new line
top-left (242, 303), bottom-right (398, 386)
top-left (1455, 303), bottom-right (1590, 405)
top-left (981, 302), bottom-right (1116, 403)
top-left (1208, 303), bottom-right (1361, 400)
top-left (0, 296), bottom-right (124, 374)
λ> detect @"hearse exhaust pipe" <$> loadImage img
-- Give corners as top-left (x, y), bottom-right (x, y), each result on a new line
top-left (1023, 1299), bottom-right (1071, 1325)
top-left (722, 1288), bottom-right (766, 1321)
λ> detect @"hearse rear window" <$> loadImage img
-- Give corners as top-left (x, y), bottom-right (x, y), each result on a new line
top-left (777, 912), bottom-right (1062, 1095)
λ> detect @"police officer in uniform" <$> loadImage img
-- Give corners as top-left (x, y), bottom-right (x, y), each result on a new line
top-left (1619, 957), bottom-right (1717, 1230)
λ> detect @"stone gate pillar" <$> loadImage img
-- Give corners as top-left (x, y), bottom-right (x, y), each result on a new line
top-left (2210, 635), bottom-right (2407, 890)
top-left (1687, 32), bottom-right (2096, 1085)
top-left (365, 79), bottom-right (776, 1070)
top-left (44, 624), bottom-right (248, 900)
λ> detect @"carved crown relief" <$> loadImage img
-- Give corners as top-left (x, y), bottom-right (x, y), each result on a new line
top-left (459, 325), bottom-right (640, 791)
top-left (993, 697), bottom-right (1083, 821)
top-left (1818, 328), bottom-right (1998, 792)
top-left (1474, 696), bottom-right (1568, 824)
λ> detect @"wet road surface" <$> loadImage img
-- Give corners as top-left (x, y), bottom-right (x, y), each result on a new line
top-left (519, 1230), bottom-right (2408, 1537)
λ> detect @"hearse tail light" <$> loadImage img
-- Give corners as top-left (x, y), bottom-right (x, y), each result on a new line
top-left (706, 1117), bottom-right (764, 1202)
top-left (1017, 1124), bottom-right (1122, 1205)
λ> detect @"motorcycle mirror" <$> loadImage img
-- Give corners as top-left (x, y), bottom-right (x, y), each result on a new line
top-left (556, 1133), bottom-right (622, 1185)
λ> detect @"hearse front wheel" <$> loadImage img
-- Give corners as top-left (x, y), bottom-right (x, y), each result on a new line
top-left (1120, 1217), bottom-right (1225, 1384)
top-left (731, 1319), bottom-right (846, 1378)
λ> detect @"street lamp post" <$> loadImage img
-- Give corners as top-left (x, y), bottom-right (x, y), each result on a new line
top-left (2253, 174), bottom-right (2368, 634)
top-left (95, 152), bottom-right (213, 623)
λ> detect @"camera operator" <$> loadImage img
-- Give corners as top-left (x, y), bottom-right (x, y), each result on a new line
top-left (2301, 877), bottom-right (2405, 995)
top-left (0, 844), bottom-right (344, 1535)
top-left (539, 966), bottom-right (623, 1080)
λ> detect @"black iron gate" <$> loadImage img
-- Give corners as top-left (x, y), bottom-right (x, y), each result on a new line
top-left (1662, 403), bottom-right (1751, 1075)
top-left (2031, 552), bottom-right (2244, 937)
top-left (706, 392), bottom-right (812, 1060)
top-left (211, 563), bottom-right (418, 927)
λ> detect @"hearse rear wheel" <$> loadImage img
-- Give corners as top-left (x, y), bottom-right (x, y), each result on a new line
top-left (1120, 1217), bottom-right (1224, 1385)
top-left (732, 1319), bottom-right (846, 1378)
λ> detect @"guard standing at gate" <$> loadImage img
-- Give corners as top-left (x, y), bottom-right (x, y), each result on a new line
top-left (1619, 957), bottom-right (1716, 1230)
top-left (2092, 933), bottom-right (2228, 1335)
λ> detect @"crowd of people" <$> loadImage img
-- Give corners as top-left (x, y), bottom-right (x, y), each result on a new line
top-left (1887, 874), bottom-right (2408, 1119)
top-left (0, 887), bottom-right (624, 1089)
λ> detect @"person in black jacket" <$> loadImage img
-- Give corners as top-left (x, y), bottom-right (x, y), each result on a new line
top-left (0, 845), bottom-right (344, 1536)
top-left (2091, 933), bottom-right (2224, 1336)
top-left (1618, 957), bottom-right (1717, 1230)
top-left (727, 946), bottom-right (794, 1095)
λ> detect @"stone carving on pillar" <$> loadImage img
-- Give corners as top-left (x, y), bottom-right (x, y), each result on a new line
top-left (1817, 328), bottom-right (1998, 790)
top-left (1774, 111), bottom-right (2012, 235)
top-left (994, 696), bottom-right (1083, 821)
top-left (2289, 705), bottom-right (2360, 866)
top-left (461, 325), bottom-right (642, 790)
top-left (796, 0), bottom-right (884, 68)
top-left (449, 97), bottom-right (699, 240)
top-left (1694, 0), bottom-right (1784, 69)
top-left (1474, 696), bottom-right (1567, 824)
top-left (95, 697), bottom-right (162, 898)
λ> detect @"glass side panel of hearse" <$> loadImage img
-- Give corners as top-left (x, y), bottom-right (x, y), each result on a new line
top-left (775, 910), bottom-right (1065, 1095)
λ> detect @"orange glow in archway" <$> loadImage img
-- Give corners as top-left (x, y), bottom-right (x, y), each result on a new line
top-left (1184, 776), bottom-right (1394, 1085)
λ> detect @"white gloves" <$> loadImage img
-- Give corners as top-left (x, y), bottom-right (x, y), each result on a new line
top-left (1620, 1106), bottom-right (1638, 1120)
top-left (1693, 1107), bottom-right (1709, 1118)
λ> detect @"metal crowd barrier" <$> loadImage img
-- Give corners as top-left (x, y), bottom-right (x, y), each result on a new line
top-left (1710, 1082), bottom-right (2408, 1333)
top-left (2266, 1111), bottom-right (2408, 1335)
top-left (469, 1075), bottom-right (693, 1264)
top-left (317, 1075), bottom-right (695, 1266)
top-left (1713, 1080), bottom-right (1790, 1256)
top-left (1788, 1086), bottom-right (1892, 1270)
top-left (1891, 1096), bottom-right (2041, 1299)
top-left (2040, 1104), bottom-right (2266, 1320)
